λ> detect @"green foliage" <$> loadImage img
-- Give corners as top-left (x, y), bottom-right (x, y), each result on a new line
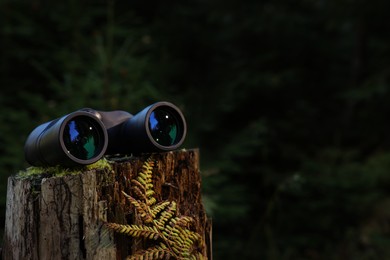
top-left (105, 158), bottom-right (205, 260)
top-left (261, 151), bottom-right (390, 259)
top-left (3, 0), bottom-right (390, 259)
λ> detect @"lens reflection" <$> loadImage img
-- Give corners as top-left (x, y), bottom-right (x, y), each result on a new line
top-left (63, 116), bottom-right (102, 160)
top-left (149, 109), bottom-right (179, 146)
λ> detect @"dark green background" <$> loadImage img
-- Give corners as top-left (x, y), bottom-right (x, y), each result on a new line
top-left (2, 0), bottom-right (390, 259)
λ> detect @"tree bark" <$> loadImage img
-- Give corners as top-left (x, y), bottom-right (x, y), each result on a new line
top-left (2, 149), bottom-right (211, 260)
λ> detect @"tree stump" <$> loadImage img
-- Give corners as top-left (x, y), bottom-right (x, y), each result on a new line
top-left (2, 149), bottom-right (211, 260)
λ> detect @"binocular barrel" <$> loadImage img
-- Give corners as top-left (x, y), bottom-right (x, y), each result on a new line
top-left (24, 111), bottom-right (108, 166)
top-left (100, 101), bottom-right (187, 154)
top-left (24, 101), bottom-right (187, 166)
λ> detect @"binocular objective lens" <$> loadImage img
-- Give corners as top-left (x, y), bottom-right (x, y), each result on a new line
top-left (63, 116), bottom-right (103, 160)
top-left (149, 109), bottom-right (179, 146)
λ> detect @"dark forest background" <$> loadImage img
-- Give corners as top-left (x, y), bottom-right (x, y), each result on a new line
top-left (2, 0), bottom-right (390, 259)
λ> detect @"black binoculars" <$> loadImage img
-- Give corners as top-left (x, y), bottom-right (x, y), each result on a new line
top-left (24, 101), bottom-right (187, 166)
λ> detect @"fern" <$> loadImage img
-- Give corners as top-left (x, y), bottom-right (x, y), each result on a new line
top-left (105, 157), bottom-right (206, 259)
top-left (122, 191), bottom-right (154, 224)
top-left (105, 222), bottom-right (160, 240)
top-left (154, 201), bottom-right (177, 229)
top-left (126, 243), bottom-right (171, 260)
top-left (151, 201), bottom-right (171, 219)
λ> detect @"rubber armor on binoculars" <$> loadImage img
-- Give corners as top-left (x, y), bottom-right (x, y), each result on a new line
top-left (24, 102), bottom-right (187, 166)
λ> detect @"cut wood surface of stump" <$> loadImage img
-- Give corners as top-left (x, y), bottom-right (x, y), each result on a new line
top-left (2, 149), bottom-right (211, 260)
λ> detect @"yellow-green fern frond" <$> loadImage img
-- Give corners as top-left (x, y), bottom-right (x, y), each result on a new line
top-left (104, 157), bottom-right (207, 259)
top-left (105, 222), bottom-right (159, 240)
top-left (169, 216), bottom-right (195, 228)
top-left (154, 201), bottom-right (177, 229)
top-left (142, 158), bottom-right (154, 172)
top-left (194, 252), bottom-right (207, 260)
top-left (163, 218), bottom-right (203, 257)
top-left (147, 197), bottom-right (157, 207)
top-left (123, 191), bottom-right (154, 223)
top-left (131, 158), bottom-right (156, 206)
top-left (137, 158), bottom-right (154, 187)
top-left (150, 201), bottom-right (171, 219)
top-left (126, 243), bottom-right (170, 260)
top-left (130, 179), bottom-right (147, 201)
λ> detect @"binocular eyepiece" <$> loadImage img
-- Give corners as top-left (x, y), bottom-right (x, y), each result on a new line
top-left (24, 101), bottom-right (187, 166)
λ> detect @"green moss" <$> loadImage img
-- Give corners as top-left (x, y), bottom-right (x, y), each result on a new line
top-left (86, 157), bottom-right (112, 171)
top-left (17, 157), bottom-right (113, 179)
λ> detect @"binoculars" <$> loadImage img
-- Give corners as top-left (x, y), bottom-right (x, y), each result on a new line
top-left (24, 101), bottom-right (187, 166)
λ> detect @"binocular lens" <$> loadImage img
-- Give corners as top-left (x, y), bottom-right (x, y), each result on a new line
top-left (63, 116), bottom-right (105, 160)
top-left (149, 109), bottom-right (180, 146)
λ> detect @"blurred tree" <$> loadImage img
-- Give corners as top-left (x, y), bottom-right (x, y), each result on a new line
top-left (0, 0), bottom-right (165, 240)
top-left (3, 0), bottom-right (390, 259)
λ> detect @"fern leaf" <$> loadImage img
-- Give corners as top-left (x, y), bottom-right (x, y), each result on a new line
top-left (169, 216), bottom-right (195, 228)
top-left (123, 192), bottom-right (154, 223)
top-left (105, 222), bottom-right (160, 240)
top-left (130, 178), bottom-right (145, 190)
top-left (145, 189), bottom-right (155, 197)
top-left (131, 158), bottom-right (157, 207)
top-left (142, 159), bottom-right (155, 171)
top-left (126, 243), bottom-right (170, 260)
top-left (164, 220), bottom-right (203, 256)
top-left (147, 197), bottom-right (157, 206)
top-left (154, 201), bottom-right (176, 228)
top-left (196, 252), bottom-right (206, 260)
top-left (133, 185), bottom-right (149, 203)
top-left (137, 171), bottom-right (148, 181)
top-left (134, 160), bottom-right (153, 185)
top-left (151, 201), bottom-right (171, 218)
